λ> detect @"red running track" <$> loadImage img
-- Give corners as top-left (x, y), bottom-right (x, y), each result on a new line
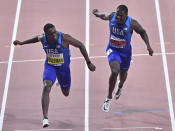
top-left (0, 0), bottom-right (175, 131)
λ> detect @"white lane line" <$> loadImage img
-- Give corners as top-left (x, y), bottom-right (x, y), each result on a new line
top-left (155, 0), bottom-right (175, 130)
top-left (0, 52), bottom-right (175, 64)
top-left (0, 0), bottom-right (22, 131)
top-left (15, 129), bottom-right (72, 131)
top-left (85, 0), bottom-right (90, 130)
top-left (102, 126), bottom-right (163, 130)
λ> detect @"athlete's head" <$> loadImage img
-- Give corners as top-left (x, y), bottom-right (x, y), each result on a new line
top-left (43, 23), bottom-right (58, 43)
top-left (115, 5), bottom-right (128, 24)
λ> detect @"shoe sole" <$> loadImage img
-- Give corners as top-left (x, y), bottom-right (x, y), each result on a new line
top-left (102, 108), bottom-right (109, 112)
top-left (43, 124), bottom-right (49, 128)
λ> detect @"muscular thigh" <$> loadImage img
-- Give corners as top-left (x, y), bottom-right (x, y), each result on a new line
top-left (109, 61), bottom-right (120, 73)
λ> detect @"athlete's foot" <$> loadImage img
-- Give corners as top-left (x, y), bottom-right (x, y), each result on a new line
top-left (102, 98), bottom-right (112, 112)
top-left (114, 88), bottom-right (122, 99)
top-left (43, 118), bottom-right (49, 128)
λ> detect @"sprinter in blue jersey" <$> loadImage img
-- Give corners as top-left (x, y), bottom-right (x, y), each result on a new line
top-left (93, 5), bottom-right (153, 112)
top-left (13, 23), bottom-right (96, 127)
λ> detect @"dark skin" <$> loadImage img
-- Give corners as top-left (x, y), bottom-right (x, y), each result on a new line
top-left (93, 8), bottom-right (153, 99)
top-left (13, 27), bottom-right (96, 119)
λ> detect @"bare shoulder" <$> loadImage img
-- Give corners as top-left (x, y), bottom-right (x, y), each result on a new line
top-left (61, 33), bottom-right (71, 48)
top-left (130, 19), bottom-right (139, 28)
top-left (62, 33), bottom-right (72, 40)
top-left (62, 33), bottom-right (74, 43)
top-left (130, 18), bottom-right (144, 33)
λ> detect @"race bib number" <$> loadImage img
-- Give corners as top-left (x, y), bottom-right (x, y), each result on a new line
top-left (48, 53), bottom-right (64, 65)
top-left (110, 35), bottom-right (126, 48)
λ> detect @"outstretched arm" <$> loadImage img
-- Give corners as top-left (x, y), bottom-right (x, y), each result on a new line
top-left (13, 35), bottom-right (43, 46)
top-left (92, 9), bottom-right (114, 21)
top-left (131, 19), bottom-right (154, 56)
top-left (62, 33), bottom-right (96, 71)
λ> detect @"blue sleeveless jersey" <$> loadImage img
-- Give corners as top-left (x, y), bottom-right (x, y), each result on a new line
top-left (43, 32), bottom-right (70, 67)
top-left (108, 13), bottom-right (132, 53)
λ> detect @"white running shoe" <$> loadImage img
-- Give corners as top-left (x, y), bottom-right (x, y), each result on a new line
top-left (102, 98), bottom-right (112, 112)
top-left (43, 118), bottom-right (49, 128)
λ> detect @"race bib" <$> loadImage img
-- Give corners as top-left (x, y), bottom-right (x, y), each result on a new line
top-left (110, 35), bottom-right (126, 48)
top-left (106, 48), bottom-right (112, 56)
top-left (48, 53), bottom-right (64, 65)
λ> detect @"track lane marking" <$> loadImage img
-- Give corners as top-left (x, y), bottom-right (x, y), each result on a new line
top-left (85, 0), bottom-right (90, 131)
top-left (14, 129), bottom-right (72, 131)
top-left (155, 0), bottom-right (175, 130)
top-left (0, 52), bottom-right (175, 64)
top-left (0, 0), bottom-right (22, 131)
top-left (102, 126), bottom-right (163, 130)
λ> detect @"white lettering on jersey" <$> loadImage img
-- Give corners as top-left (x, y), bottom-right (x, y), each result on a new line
top-left (112, 27), bottom-right (124, 36)
top-left (46, 49), bottom-right (59, 54)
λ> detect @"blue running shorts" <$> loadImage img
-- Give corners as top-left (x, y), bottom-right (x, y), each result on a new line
top-left (43, 63), bottom-right (71, 89)
top-left (106, 48), bottom-right (132, 70)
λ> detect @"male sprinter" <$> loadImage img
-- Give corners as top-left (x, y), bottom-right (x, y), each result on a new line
top-left (93, 5), bottom-right (153, 112)
top-left (13, 23), bottom-right (96, 127)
